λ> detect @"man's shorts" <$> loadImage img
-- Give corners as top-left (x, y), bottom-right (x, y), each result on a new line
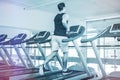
top-left (51, 35), bottom-right (68, 52)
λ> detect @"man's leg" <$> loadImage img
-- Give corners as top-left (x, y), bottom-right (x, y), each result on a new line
top-left (56, 52), bottom-right (63, 68)
top-left (59, 36), bottom-right (69, 72)
top-left (62, 51), bottom-right (72, 75)
top-left (63, 51), bottom-right (68, 72)
top-left (44, 50), bottom-right (58, 71)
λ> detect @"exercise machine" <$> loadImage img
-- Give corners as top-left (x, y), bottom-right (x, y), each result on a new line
top-left (0, 33), bottom-right (39, 80)
top-left (81, 23), bottom-right (120, 79)
top-left (0, 34), bottom-right (9, 65)
top-left (24, 31), bottom-right (57, 71)
top-left (21, 25), bottom-right (97, 80)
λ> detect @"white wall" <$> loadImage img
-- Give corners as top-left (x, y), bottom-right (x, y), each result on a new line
top-left (0, 2), bottom-right (85, 38)
top-left (86, 18), bottom-right (120, 33)
top-left (0, 2), bottom-right (55, 31)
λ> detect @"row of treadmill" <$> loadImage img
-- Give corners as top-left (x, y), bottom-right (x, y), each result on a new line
top-left (0, 23), bottom-right (120, 80)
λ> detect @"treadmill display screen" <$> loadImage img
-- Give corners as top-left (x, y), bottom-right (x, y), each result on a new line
top-left (110, 23), bottom-right (120, 33)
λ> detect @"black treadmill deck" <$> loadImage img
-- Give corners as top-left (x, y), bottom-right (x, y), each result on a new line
top-left (22, 70), bottom-right (95, 80)
top-left (0, 67), bottom-right (39, 78)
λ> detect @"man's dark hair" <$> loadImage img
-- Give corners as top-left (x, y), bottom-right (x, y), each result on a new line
top-left (57, 2), bottom-right (65, 11)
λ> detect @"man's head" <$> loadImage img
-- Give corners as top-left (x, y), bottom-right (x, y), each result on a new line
top-left (57, 2), bottom-right (65, 11)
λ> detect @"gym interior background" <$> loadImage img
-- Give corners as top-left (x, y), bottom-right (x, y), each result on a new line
top-left (0, 0), bottom-right (120, 80)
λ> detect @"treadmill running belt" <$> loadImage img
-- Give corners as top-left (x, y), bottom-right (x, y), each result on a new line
top-left (22, 70), bottom-right (93, 80)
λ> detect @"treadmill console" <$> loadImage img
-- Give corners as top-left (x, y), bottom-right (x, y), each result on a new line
top-left (110, 23), bottom-right (120, 33)
top-left (67, 25), bottom-right (82, 38)
top-left (70, 25), bottom-right (81, 33)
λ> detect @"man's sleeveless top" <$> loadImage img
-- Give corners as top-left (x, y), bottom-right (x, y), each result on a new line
top-left (54, 13), bottom-right (67, 36)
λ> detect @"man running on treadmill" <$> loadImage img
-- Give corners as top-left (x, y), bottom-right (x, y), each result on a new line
top-left (44, 2), bottom-right (70, 73)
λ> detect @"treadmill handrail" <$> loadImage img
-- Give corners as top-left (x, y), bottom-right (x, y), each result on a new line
top-left (81, 26), bottom-right (110, 43)
top-left (0, 34), bottom-right (7, 42)
top-left (0, 33), bottom-right (27, 45)
top-left (23, 34), bottom-right (38, 43)
top-left (34, 31), bottom-right (50, 41)
top-left (35, 31), bottom-right (48, 39)
top-left (25, 31), bottom-right (51, 44)
top-left (62, 26), bottom-right (85, 42)
top-left (26, 39), bottom-right (51, 44)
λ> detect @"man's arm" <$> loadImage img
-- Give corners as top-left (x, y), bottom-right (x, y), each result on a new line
top-left (62, 14), bottom-right (70, 32)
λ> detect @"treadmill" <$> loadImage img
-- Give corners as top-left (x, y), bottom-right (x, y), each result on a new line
top-left (0, 33), bottom-right (39, 80)
top-left (81, 23), bottom-right (120, 79)
top-left (0, 34), bottom-right (7, 42)
top-left (25, 31), bottom-right (56, 70)
top-left (21, 25), bottom-right (97, 80)
top-left (0, 34), bottom-right (9, 65)
top-left (26, 31), bottom-right (60, 70)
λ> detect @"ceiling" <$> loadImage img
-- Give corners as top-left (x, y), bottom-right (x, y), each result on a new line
top-left (1, 0), bottom-right (120, 19)
top-left (1, 0), bottom-right (120, 33)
